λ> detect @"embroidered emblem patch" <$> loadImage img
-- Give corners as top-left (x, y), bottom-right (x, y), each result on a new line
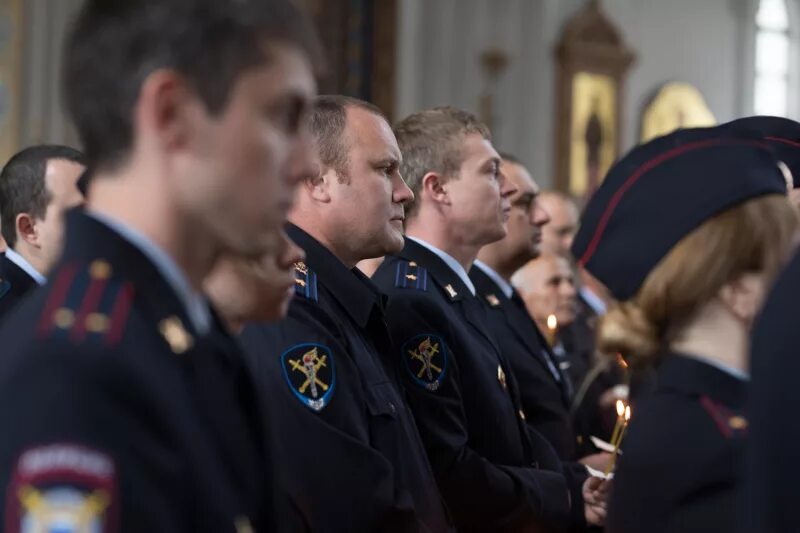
top-left (6, 443), bottom-right (117, 533)
top-left (402, 334), bottom-right (448, 391)
top-left (281, 343), bottom-right (335, 411)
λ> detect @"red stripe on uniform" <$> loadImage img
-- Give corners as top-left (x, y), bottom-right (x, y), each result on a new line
top-left (36, 263), bottom-right (80, 337)
top-left (577, 139), bottom-right (767, 266)
top-left (105, 283), bottom-right (134, 346)
top-left (70, 276), bottom-right (109, 343)
top-left (699, 395), bottom-right (732, 439)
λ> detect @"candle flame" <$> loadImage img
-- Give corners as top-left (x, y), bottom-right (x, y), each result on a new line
top-left (616, 400), bottom-right (625, 417)
top-left (625, 405), bottom-right (631, 421)
top-left (546, 314), bottom-right (558, 330)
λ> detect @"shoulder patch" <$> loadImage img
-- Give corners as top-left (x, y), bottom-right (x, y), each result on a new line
top-left (699, 395), bottom-right (748, 438)
top-left (394, 260), bottom-right (428, 291)
top-left (0, 277), bottom-right (10, 300)
top-left (36, 260), bottom-right (135, 347)
top-left (281, 343), bottom-right (336, 411)
top-left (6, 443), bottom-right (117, 532)
top-left (293, 261), bottom-right (318, 302)
top-left (402, 334), bottom-right (448, 391)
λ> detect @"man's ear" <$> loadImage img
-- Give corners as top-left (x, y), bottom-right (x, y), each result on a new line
top-left (305, 165), bottom-right (335, 203)
top-left (135, 69), bottom-right (198, 152)
top-left (420, 172), bottom-right (449, 206)
top-left (15, 212), bottom-right (40, 249)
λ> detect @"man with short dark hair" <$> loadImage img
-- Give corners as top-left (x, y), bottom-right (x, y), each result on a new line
top-left (373, 107), bottom-right (608, 531)
top-left (469, 155), bottom-right (583, 459)
top-left (0, 145), bottom-right (86, 322)
top-left (240, 95), bottom-right (452, 532)
top-left (0, 1), bottom-right (319, 531)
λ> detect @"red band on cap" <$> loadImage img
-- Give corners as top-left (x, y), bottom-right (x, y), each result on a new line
top-left (578, 139), bottom-right (767, 267)
top-left (766, 136), bottom-right (800, 149)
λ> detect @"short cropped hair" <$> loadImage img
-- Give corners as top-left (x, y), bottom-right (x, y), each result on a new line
top-left (393, 106), bottom-right (491, 219)
top-left (309, 95), bottom-right (387, 183)
top-left (63, 0), bottom-right (322, 170)
top-left (0, 145), bottom-right (87, 246)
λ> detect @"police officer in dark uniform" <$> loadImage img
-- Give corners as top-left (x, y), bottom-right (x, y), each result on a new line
top-left (0, 1), bottom-right (320, 531)
top-left (240, 96), bottom-right (452, 532)
top-left (470, 153), bottom-right (603, 465)
top-left (0, 145), bottom-right (86, 322)
top-left (571, 126), bottom-right (797, 533)
top-left (373, 107), bottom-right (608, 532)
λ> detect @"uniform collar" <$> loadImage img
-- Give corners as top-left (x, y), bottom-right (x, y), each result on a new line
top-left (286, 223), bottom-right (384, 328)
top-left (656, 353), bottom-right (747, 409)
top-left (472, 260), bottom-right (513, 299)
top-left (4, 248), bottom-right (46, 286)
top-left (404, 236), bottom-right (476, 296)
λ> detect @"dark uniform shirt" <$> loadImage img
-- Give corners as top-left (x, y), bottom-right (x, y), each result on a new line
top-left (745, 247), bottom-right (800, 533)
top-left (0, 252), bottom-right (39, 324)
top-left (469, 264), bottom-right (577, 460)
top-left (373, 238), bottom-right (586, 533)
top-left (0, 210), bottom-right (268, 532)
top-left (606, 354), bottom-right (746, 533)
top-left (239, 224), bottom-right (451, 533)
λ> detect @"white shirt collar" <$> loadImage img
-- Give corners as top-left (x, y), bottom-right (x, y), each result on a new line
top-left (472, 259), bottom-right (513, 299)
top-left (5, 248), bottom-right (46, 285)
top-left (87, 210), bottom-right (211, 335)
top-left (685, 354), bottom-right (750, 382)
top-left (406, 236), bottom-right (476, 296)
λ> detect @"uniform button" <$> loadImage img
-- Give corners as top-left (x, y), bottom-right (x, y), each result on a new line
top-left (389, 402), bottom-right (396, 414)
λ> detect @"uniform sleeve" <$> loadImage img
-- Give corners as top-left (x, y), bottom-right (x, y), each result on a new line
top-left (239, 302), bottom-right (424, 533)
top-left (383, 290), bottom-right (572, 532)
top-left (0, 340), bottom-right (194, 532)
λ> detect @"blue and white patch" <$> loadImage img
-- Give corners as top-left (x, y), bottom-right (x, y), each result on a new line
top-left (281, 343), bottom-right (336, 411)
top-left (7, 443), bottom-right (117, 533)
top-left (402, 334), bottom-right (448, 391)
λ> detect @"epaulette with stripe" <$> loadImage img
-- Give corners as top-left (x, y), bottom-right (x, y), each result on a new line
top-left (294, 261), bottom-right (318, 302)
top-left (394, 260), bottom-right (428, 291)
top-left (0, 277), bottom-right (10, 300)
top-left (699, 395), bottom-right (748, 438)
top-left (36, 259), bottom-right (135, 346)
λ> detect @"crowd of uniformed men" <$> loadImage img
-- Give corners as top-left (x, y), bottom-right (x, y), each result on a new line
top-left (0, 1), bottom-right (799, 532)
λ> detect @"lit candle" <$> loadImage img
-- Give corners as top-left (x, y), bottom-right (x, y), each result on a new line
top-left (546, 314), bottom-right (558, 345)
top-left (605, 405), bottom-right (631, 475)
top-left (608, 400), bottom-right (625, 448)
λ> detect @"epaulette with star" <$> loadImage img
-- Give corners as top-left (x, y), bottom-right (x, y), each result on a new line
top-left (699, 395), bottom-right (748, 438)
top-left (35, 259), bottom-right (135, 346)
top-left (394, 260), bottom-right (428, 291)
top-left (294, 261), bottom-right (318, 302)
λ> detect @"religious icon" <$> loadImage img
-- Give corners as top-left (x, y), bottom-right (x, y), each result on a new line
top-left (640, 82), bottom-right (716, 143)
top-left (569, 72), bottom-right (617, 200)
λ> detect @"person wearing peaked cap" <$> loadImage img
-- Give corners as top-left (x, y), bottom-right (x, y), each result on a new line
top-left (373, 107), bottom-right (610, 532)
top-left (722, 115), bottom-right (800, 206)
top-left (571, 126), bottom-right (799, 533)
top-left (0, 2), bottom-right (321, 531)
